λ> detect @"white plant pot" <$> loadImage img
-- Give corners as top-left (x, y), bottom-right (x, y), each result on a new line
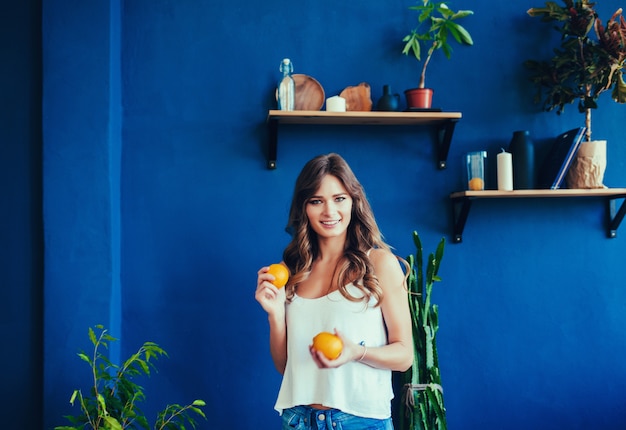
top-left (566, 140), bottom-right (607, 189)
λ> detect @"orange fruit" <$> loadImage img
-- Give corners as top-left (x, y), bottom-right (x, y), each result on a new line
top-left (312, 332), bottom-right (343, 360)
top-left (267, 263), bottom-right (289, 288)
top-left (468, 177), bottom-right (484, 191)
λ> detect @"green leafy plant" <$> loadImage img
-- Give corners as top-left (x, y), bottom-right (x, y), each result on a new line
top-left (402, 1), bottom-right (474, 89)
top-left (55, 325), bottom-right (206, 430)
top-left (399, 231), bottom-right (446, 430)
top-left (525, 0), bottom-right (626, 141)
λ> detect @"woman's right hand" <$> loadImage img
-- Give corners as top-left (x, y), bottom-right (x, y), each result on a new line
top-left (255, 266), bottom-right (287, 316)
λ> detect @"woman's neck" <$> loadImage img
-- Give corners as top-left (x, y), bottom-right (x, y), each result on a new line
top-left (316, 237), bottom-right (346, 263)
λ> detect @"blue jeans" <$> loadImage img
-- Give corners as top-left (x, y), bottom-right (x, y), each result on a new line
top-left (282, 405), bottom-right (393, 430)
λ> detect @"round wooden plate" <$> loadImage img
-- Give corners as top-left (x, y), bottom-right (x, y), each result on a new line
top-left (293, 74), bottom-right (325, 110)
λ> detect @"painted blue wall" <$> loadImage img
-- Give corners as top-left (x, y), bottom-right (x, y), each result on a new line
top-left (35, 0), bottom-right (626, 429)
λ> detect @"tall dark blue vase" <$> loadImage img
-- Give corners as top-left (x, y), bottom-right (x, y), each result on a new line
top-left (376, 85), bottom-right (400, 111)
top-left (508, 130), bottom-right (535, 189)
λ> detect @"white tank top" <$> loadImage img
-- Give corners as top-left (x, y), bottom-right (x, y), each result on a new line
top-left (274, 283), bottom-right (393, 419)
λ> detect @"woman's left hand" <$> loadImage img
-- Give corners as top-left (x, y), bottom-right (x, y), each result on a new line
top-left (309, 329), bottom-right (365, 369)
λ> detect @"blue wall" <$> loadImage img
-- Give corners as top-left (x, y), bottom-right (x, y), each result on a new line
top-left (27, 0), bottom-right (626, 428)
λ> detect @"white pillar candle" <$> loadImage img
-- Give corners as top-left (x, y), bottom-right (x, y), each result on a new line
top-left (497, 149), bottom-right (513, 191)
top-left (326, 96), bottom-right (346, 112)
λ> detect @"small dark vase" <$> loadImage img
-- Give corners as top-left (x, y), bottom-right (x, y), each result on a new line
top-left (376, 85), bottom-right (400, 111)
top-left (508, 130), bottom-right (535, 189)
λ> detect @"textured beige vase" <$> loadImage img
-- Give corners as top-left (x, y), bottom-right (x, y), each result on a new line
top-left (566, 140), bottom-right (607, 189)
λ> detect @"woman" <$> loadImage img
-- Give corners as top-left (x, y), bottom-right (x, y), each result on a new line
top-left (255, 153), bottom-right (413, 429)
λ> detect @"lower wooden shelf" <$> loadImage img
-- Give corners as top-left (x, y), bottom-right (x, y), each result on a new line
top-left (449, 188), bottom-right (626, 243)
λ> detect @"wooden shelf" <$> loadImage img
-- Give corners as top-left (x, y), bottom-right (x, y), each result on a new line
top-left (450, 188), bottom-right (626, 243)
top-left (266, 110), bottom-right (462, 169)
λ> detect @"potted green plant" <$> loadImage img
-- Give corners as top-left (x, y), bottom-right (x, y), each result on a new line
top-left (55, 325), bottom-right (206, 430)
top-left (402, 0), bottom-right (474, 109)
top-left (398, 231), bottom-right (447, 430)
top-left (525, 0), bottom-right (626, 188)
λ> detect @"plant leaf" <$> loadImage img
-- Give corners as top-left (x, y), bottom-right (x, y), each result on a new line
top-left (447, 22), bottom-right (473, 45)
top-left (103, 416), bottom-right (123, 430)
top-left (612, 72), bottom-right (626, 103)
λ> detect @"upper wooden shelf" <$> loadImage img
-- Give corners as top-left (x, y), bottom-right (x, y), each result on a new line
top-left (267, 109), bottom-right (462, 125)
top-left (449, 188), bottom-right (626, 243)
top-left (266, 110), bottom-right (462, 169)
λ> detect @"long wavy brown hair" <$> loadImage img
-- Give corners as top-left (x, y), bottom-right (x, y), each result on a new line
top-left (282, 153), bottom-right (393, 306)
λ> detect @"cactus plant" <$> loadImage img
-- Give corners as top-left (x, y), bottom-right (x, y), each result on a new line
top-left (399, 231), bottom-right (446, 430)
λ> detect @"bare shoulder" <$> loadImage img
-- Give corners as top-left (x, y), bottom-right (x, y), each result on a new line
top-left (369, 247), bottom-right (397, 264)
top-left (369, 248), bottom-right (405, 281)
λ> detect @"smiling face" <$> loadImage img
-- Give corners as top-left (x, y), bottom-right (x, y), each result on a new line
top-left (305, 174), bottom-right (353, 241)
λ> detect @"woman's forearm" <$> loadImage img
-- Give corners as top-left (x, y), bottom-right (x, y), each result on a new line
top-left (268, 312), bottom-right (287, 374)
top-left (355, 340), bottom-right (413, 372)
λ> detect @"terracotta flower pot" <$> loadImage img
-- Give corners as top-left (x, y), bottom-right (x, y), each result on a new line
top-left (404, 88), bottom-right (433, 109)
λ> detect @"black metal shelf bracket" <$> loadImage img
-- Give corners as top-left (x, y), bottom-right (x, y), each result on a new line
top-left (607, 196), bottom-right (626, 238)
top-left (451, 196), bottom-right (472, 244)
top-left (437, 119), bottom-right (458, 170)
top-left (267, 118), bottom-right (279, 169)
